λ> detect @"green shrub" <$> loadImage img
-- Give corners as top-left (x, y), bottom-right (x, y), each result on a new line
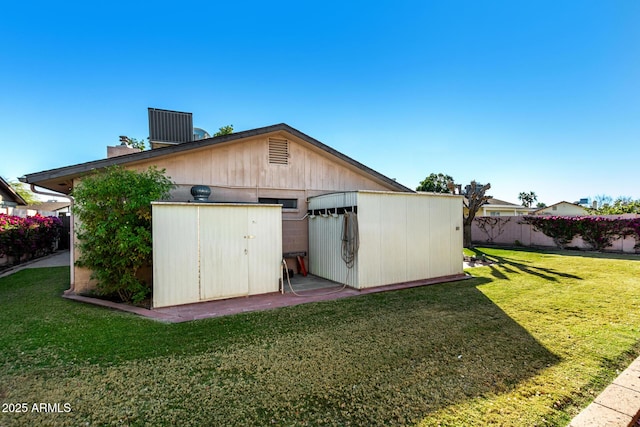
top-left (72, 166), bottom-right (174, 303)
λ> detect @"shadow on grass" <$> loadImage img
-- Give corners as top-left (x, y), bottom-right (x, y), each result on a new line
top-left (467, 247), bottom-right (583, 282)
top-left (242, 277), bottom-right (565, 425)
top-left (545, 248), bottom-right (640, 262)
top-left (0, 268), bottom-right (562, 425)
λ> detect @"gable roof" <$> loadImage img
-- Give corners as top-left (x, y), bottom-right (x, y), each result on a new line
top-left (533, 201), bottom-right (588, 214)
top-left (483, 198), bottom-right (520, 206)
top-left (462, 197), bottom-right (523, 207)
top-left (20, 123), bottom-right (413, 194)
top-left (0, 176), bottom-right (28, 206)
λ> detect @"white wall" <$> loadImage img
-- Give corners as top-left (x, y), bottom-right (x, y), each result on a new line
top-left (309, 191), bottom-right (464, 289)
top-left (152, 202), bottom-right (282, 308)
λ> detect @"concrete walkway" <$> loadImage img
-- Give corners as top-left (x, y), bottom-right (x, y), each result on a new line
top-left (0, 250), bottom-right (70, 278)
top-left (569, 358), bottom-right (640, 426)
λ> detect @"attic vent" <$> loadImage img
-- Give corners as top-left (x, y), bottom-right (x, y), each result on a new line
top-left (268, 138), bottom-right (289, 165)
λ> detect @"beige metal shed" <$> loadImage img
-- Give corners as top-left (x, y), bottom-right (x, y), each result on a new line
top-left (152, 202), bottom-right (282, 308)
top-left (308, 191), bottom-right (463, 289)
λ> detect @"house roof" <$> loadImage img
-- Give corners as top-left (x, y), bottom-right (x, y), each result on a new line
top-left (23, 201), bottom-right (71, 212)
top-left (0, 175), bottom-right (28, 206)
top-left (533, 201), bottom-right (587, 214)
top-left (484, 198), bottom-right (520, 206)
top-left (462, 197), bottom-right (524, 208)
top-left (20, 123), bottom-right (413, 194)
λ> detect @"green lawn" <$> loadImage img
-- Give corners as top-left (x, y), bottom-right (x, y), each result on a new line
top-left (1, 248), bottom-right (639, 426)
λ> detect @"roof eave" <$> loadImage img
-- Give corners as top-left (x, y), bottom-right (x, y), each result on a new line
top-left (21, 123), bottom-right (414, 194)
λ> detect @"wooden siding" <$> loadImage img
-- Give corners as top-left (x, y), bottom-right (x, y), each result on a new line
top-left (71, 130), bottom-right (407, 292)
top-left (126, 131), bottom-right (398, 269)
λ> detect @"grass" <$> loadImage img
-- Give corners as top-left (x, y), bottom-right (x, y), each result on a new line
top-left (1, 248), bottom-right (639, 426)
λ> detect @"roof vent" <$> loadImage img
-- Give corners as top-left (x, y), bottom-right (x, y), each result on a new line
top-left (190, 185), bottom-right (211, 202)
top-left (268, 138), bottom-right (289, 165)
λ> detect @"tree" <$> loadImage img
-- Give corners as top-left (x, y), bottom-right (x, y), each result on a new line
top-left (462, 181), bottom-right (492, 248)
top-left (536, 202), bottom-right (547, 208)
top-left (594, 197), bottom-right (640, 215)
top-left (214, 125), bottom-right (234, 137)
top-left (72, 166), bottom-right (174, 303)
top-left (518, 191), bottom-right (537, 208)
top-left (9, 181), bottom-right (39, 204)
top-left (128, 137), bottom-right (146, 150)
top-left (593, 194), bottom-right (613, 209)
top-left (416, 173), bottom-right (454, 193)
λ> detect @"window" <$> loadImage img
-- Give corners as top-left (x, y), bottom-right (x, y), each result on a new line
top-left (552, 206), bottom-right (557, 211)
top-left (268, 138), bottom-right (289, 165)
top-left (258, 197), bottom-right (297, 209)
top-left (490, 211), bottom-right (501, 217)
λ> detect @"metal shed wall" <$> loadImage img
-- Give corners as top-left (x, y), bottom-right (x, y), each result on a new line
top-left (152, 202), bottom-right (282, 308)
top-left (308, 212), bottom-right (359, 287)
top-left (308, 191), bottom-right (463, 290)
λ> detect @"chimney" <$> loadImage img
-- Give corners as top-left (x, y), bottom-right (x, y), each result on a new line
top-left (107, 136), bottom-right (141, 158)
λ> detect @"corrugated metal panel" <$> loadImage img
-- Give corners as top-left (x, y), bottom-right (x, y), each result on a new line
top-left (148, 108), bottom-right (193, 144)
top-left (449, 197), bottom-right (464, 275)
top-left (309, 191), bottom-right (463, 290)
top-left (308, 192), bottom-right (358, 211)
top-left (356, 192), bottom-right (380, 288)
top-left (405, 195), bottom-right (431, 281)
top-left (308, 214), bottom-right (358, 287)
top-left (247, 206), bottom-right (282, 295)
top-left (200, 206), bottom-right (249, 300)
top-left (308, 191), bottom-right (359, 287)
top-left (360, 191), bottom-right (464, 289)
top-left (429, 196), bottom-right (455, 278)
top-left (152, 203), bottom-right (282, 308)
top-left (152, 204), bottom-right (200, 308)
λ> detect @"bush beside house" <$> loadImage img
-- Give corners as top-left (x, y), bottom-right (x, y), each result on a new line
top-left (72, 166), bottom-right (174, 304)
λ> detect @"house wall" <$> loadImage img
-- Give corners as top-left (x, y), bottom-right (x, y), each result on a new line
top-left (535, 203), bottom-right (588, 216)
top-left (70, 131), bottom-right (405, 292)
top-left (479, 206), bottom-right (531, 217)
top-left (127, 131), bottom-right (398, 261)
top-left (0, 188), bottom-right (13, 206)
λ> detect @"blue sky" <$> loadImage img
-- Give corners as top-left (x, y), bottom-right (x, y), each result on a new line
top-left (1, 1), bottom-right (638, 205)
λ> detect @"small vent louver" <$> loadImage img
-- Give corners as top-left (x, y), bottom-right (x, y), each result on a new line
top-left (268, 138), bottom-right (289, 165)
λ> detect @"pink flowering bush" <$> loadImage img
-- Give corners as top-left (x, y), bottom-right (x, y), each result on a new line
top-left (0, 213), bottom-right (62, 264)
top-left (521, 216), bottom-right (640, 251)
top-left (574, 217), bottom-right (628, 251)
top-left (626, 218), bottom-right (640, 249)
top-left (520, 216), bottom-right (580, 249)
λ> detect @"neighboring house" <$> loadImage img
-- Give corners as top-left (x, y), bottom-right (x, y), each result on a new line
top-left (533, 201), bottom-right (589, 216)
top-left (14, 201), bottom-right (71, 217)
top-left (23, 122), bottom-right (449, 296)
top-left (473, 198), bottom-right (535, 217)
top-left (0, 175), bottom-right (27, 214)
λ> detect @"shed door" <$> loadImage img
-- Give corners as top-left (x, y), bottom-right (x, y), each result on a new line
top-left (199, 207), bottom-right (250, 300)
top-left (247, 208), bottom-right (282, 295)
